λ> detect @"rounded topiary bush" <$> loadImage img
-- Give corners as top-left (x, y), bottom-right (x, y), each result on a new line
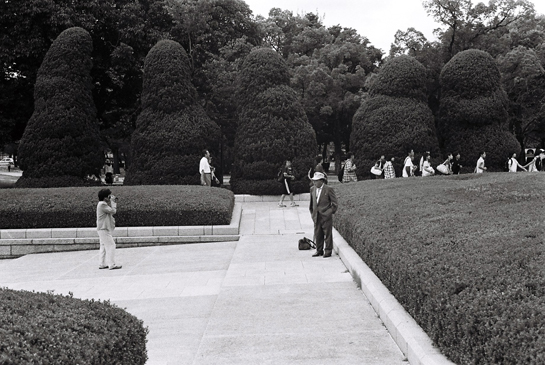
top-left (438, 49), bottom-right (520, 171)
top-left (16, 27), bottom-right (103, 188)
top-left (350, 55), bottom-right (440, 178)
top-left (231, 48), bottom-right (317, 194)
top-left (0, 288), bottom-right (147, 364)
top-left (124, 40), bottom-right (220, 185)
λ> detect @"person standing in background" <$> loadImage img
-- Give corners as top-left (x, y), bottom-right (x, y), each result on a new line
top-left (200, 149), bottom-right (212, 186)
top-left (402, 150), bottom-right (416, 178)
top-left (475, 152), bottom-right (487, 173)
top-left (383, 157), bottom-right (396, 179)
top-left (452, 153), bottom-right (462, 174)
top-left (279, 160), bottom-right (298, 207)
top-left (342, 153), bottom-right (357, 183)
top-left (508, 153), bottom-right (527, 172)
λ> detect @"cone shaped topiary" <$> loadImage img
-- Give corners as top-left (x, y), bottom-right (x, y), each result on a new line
top-left (350, 55), bottom-right (440, 178)
top-left (438, 49), bottom-right (520, 171)
top-left (17, 27), bottom-right (103, 188)
top-left (124, 40), bottom-right (220, 185)
top-left (231, 48), bottom-right (317, 194)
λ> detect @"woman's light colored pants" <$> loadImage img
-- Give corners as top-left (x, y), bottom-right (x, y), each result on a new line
top-left (98, 230), bottom-right (116, 268)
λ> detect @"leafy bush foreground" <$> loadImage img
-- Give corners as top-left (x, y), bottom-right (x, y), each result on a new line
top-left (0, 288), bottom-right (147, 364)
top-left (0, 185), bottom-right (234, 229)
top-left (333, 173), bottom-right (545, 364)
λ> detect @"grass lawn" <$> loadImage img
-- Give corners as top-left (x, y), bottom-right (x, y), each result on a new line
top-left (333, 172), bottom-right (545, 365)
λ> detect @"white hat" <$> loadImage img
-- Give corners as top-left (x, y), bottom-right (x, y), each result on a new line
top-left (311, 172), bottom-right (326, 181)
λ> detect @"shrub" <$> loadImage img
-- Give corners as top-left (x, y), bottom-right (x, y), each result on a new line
top-left (124, 40), bottom-right (220, 185)
top-left (16, 27), bottom-right (103, 187)
top-left (438, 49), bottom-right (520, 171)
top-left (0, 288), bottom-right (147, 364)
top-left (231, 48), bottom-right (317, 194)
top-left (0, 185), bottom-right (234, 229)
top-left (333, 173), bottom-right (545, 364)
top-left (350, 56), bottom-right (440, 178)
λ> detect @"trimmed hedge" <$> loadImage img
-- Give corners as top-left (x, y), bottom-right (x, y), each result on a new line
top-left (17, 27), bottom-right (103, 187)
top-left (438, 49), bottom-right (520, 171)
top-left (0, 185), bottom-right (234, 229)
top-left (350, 55), bottom-right (440, 179)
top-left (231, 48), bottom-right (317, 194)
top-left (333, 173), bottom-right (545, 364)
top-left (0, 288), bottom-right (147, 364)
top-left (124, 40), bottom-right (220, 185)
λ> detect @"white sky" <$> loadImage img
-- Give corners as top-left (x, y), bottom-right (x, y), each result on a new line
top-left (243, 0), bottom-right (545, 54)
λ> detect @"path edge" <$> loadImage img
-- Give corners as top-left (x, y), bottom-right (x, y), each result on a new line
top-left (333, 229), bottom-right (455, 365)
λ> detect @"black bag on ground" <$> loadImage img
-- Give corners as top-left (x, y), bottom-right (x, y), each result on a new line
top-left (298, 237), bottom-right (316, 250)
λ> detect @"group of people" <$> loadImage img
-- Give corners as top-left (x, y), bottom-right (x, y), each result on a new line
top-left (369, 150), bottom-right (464, 179)
top-left (369, 149), bottom-right (545, 178)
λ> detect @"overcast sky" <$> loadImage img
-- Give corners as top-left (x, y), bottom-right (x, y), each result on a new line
top-left (243, 0), bottom-right (545, 54)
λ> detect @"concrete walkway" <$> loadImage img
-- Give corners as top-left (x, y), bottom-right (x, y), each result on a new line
top-left (0, 202), bottom-right (407, 365)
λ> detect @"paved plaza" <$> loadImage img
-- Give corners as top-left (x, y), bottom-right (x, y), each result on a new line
top-left (0, 201), bottom-right (407, 364)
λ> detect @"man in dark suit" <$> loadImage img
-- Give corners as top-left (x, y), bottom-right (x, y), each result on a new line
top-left (309, 172), bottom-right (338, 258)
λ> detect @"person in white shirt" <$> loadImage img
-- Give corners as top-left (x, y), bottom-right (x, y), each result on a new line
top-left (475, 152), bottom-right (487, 173)
top-left (418, 151), bottom-right (429, 176)
top-left (421, 153), bottom-right (435, 177)
top-left (199, 149), bottom-right (212, 186)
top-left (508, 153), bottom-right (527, 172)
top-left (402, 150), bottom-right (416, 178)
top-left (96, 188), bottom-right (121, 270)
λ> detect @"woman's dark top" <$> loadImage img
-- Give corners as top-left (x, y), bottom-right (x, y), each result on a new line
top-left (452, 159), bottom-right (461, 174)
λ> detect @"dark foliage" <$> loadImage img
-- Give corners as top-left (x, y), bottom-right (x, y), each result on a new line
top-left (124, 40), bottom-right (220, 185)
top-left (235, 48), bottom-right (291, 110)
top-left (350, 55), bottom-right (440, 178)
top-left (231, 48), bottom-right (317, 194)
top-left (0, 288), bottom-right (147, 364)
top-left (438, 49), bottom-right (520, 170)
top-left (333, 173), bottom-right (545, 365)
top-left (0, 185), bottom-right (234, 229)
top-left (16, 27), bottom-right (103, 187)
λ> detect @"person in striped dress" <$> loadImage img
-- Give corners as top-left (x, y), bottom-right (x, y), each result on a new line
top-left (342, 153), bottom-right (357, 183)
top-left (383, 157), bottom-right (396, 179)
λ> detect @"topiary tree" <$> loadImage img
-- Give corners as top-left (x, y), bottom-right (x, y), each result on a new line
top-left (437, 49), bottom-right (520, 171)
top-left (230, 48), bottom-right (317, 195)
top-left (350, 55), bottom-right (440, 179)
top-left (124, 40), bottom-right (220, 185)
top-left (16, 27), bottom-right (103, 188)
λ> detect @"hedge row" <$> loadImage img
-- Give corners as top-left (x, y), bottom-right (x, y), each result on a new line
top-left (0, 288), bottom-right (147, 364)
top-left (333, 173), bottom-right (545, 364)
top-left (0, 185), bottom-right (234, 229)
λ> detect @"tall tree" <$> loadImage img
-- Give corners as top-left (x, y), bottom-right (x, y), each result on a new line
top-left (168, 0), bottom-right (262, 173)
top-left (498, 46), bottom-right (545, 150)
top-left (124, 40), bottom-right (220, 185)
top-left (16, 27), bottom-right (103, 188)
top-left (423, 0), bottom-right (536, 59)
top-left (231, 47), bottom-right (317, 194)
top-left (438, 49), bottom-right (520, 170)
top-left (290, 25), bottom-right (382, 171)
top-left (350, 55), bottom-right (440, 179)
